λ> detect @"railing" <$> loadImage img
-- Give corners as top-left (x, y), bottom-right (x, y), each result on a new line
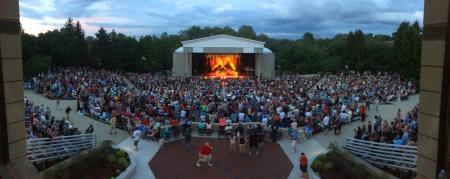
top-left (26, 133), bottom-right (96, 162)
top-left (344, 138), bottom-right (418, 171)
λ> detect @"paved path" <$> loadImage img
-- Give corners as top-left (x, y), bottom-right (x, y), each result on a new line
top-left (24, 90), bottom-right (128, 145)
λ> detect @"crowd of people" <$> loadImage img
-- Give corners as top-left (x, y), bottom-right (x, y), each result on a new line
top-left (27, 68), bottom-right (417, 141)
top-left (353, 105), bottom-right (419, 146)
top-left (24, 97), bottom-right (83, 139)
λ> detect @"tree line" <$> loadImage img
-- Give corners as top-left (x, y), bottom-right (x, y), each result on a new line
top-left (21, 18), bottom-right (421, 81)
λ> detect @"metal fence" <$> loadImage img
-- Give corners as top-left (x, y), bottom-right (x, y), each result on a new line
top-left (26, 133), bottom-right (96, 162)
top-left (344, 138), bottom-right (418, 171)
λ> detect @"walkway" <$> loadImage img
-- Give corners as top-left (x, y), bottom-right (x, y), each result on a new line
top-left (24, 90), bottom-right (128, 145)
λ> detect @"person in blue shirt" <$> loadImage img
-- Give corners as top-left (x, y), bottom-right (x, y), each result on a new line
top-left (401, 127), bottom-right (409, 145)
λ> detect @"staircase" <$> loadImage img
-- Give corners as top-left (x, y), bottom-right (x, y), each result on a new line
top-left (26, 133), bottom-right (96, 162)
top-left (307, 75), bottom-right (327, 93)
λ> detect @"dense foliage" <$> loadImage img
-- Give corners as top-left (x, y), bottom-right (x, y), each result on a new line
top-left (21, 18), bottom-right (421, 81)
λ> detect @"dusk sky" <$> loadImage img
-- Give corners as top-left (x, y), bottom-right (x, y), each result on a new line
top-left (19, 0), bottom-right (424, 39)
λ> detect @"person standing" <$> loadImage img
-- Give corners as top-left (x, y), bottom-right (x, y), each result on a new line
top-left (184, 126), bottom-right (192, 150)
top-left (229, 133), bottom-right (237, 153)
top-left (238, 132), bottom-right (246, 155)
top-left (374, 98), bottom-right (380, 112)
top-left (271, 125), bottom-right (278, 143)
top-left (133, 127), bottom-right (142, 151)
top-left (65, 105), bottom-right (72, 120)
top-left (110, 116), bottom-right (117, 135)
top-left (249, 130), bottom-right (259, 155)
top-left (289, 127), bottom-right (298, 153)
top-left (196, 142), bottom-right (213, 167)
top-left (299, 153), bottom-right (309, 179)
top-left (360, 105), bottom-right (366, 122)
top-left (56, 99), bottom-right (60, 111)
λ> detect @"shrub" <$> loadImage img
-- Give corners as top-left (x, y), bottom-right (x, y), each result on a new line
top-left (353, 163), bottom-right (367, 178)
top-left (322, 162), bottom-right (333, 171)
top-left (316, 154), bottom-right (328, 162)
top-left (115, 150), bottom-right (126, 158)
top-left (117, 157), bottom-right (129, 168)
top-left (311, 159), bottom-right (323, 171)
top-left (107, 154), bottom-right (117, 163)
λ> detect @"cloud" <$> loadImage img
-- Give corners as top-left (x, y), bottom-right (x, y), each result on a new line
top-left (20, 0), bottom-right (56, 14)
top-left (214, 3), bottom-right (234, 14)
top-left (19, 0), bottom-right (424, 39)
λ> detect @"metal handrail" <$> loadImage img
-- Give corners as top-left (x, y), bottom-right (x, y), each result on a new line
top-left (344, 138), bottom-right (418, 171)
top-left (26, 133), bottom-right (96, 162)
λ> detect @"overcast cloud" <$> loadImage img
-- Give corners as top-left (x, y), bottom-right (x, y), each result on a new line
top-left (19, 0), bottom-right (424, 39)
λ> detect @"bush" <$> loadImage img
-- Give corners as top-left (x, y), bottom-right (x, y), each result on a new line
top-left (107, 154), bottom-right (117, 163)
top-left (311, 159), bottom-right (323, 171)
top-left (316, 154), bottom-right (328, 162)
top-left (322, 162), bottom-right (333, 171)
top-left (117, 157), bottom-right (129, 168)
top-left (115, 150), bottom-right (126, 158)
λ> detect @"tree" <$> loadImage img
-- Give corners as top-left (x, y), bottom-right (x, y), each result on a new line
top-left (344, 29), bottom-right (365, 70)
top-left (393, 21), bottom-right (422, 81)
top-left (23, 55), bottom-right (51, 78)
top-left (92, 27), bottom-right (111, 68)
top-left (237, 25), bottom-right (257, 39)
top-left (302, 32), bottom-right (314, 44)
top-left (20, 19), bottom-right (420, 78)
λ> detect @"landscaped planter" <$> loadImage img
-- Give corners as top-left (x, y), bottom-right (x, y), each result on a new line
top-left (311, 144), bottom-right (385, 179)
top-left (115, 148), bottom-right (136, 179)
top-left (42, 141), bottom-right (131, 179)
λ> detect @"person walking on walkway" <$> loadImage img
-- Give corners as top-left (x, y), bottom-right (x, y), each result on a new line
top-left (65, 105), bottom-right (72, 120)
top-left (133, 127), bottom-right (142, 151)
top-left (229, 133), bottom-right (237, 153)
top-left (196, 142), bottom-right (213, 167)
top-left (183, 126), bottom-right (192, 150)
top-left (110, 116), bottom-right (117, 135)
top-left (289, 127), bottom-right (298, 153)
top-left (300, 153), bottom-right (309, 179)
top-left (249, 130), bottom-right (259, 155)
top-left (238, 132), bottom-right (246, 155)
top-left (56, 99), bottom-right (60, 111)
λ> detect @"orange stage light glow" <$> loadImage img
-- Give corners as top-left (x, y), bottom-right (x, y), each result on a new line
top-left (206, 54), bottom-right (240, 78)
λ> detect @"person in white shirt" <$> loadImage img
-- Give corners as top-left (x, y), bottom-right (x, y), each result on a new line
top-left (133, 128), bottom-right (142, 151)
top-left (322, 116), bottom-right (330, 126)
top-left (339, 112), bottom-right (348, 123)
top-left (291, 120), bottom-right (298, 130)
top-left (305, 111), bottom-right (312, 118)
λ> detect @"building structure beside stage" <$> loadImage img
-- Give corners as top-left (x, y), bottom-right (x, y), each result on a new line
top-left (172, 34), bottom-right (275, 78)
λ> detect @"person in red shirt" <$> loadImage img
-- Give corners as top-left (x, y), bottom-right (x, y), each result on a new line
top-left (299, 152), bottom-right (309, 179)
top-left (360, 105), bottom-right (366, 122)
top-left (196, 142), bottom-right (213, 167)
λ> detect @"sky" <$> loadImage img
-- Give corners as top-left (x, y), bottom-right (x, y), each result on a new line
top-left (19, 0), bottom-right (424, 39)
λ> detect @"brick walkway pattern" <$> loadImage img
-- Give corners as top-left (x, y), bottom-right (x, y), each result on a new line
top-left (149, 137), bottom-right (293, 179)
